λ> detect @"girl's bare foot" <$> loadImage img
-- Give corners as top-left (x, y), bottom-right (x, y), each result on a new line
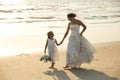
top-left (71, 67), bottom-right (77, 69)
top-left (49, 66), bottom-right (55, 69)
top-left (63, 66), bottom-right (69, 69)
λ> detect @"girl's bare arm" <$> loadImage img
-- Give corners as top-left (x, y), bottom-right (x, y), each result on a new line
top-left (44, 39), bottom-right (48, 54)
top-left (55, 39), bottom-right (59, 46)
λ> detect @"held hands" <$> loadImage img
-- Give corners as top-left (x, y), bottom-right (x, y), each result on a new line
top-left (57, 40), bottom-right (64, 46)
top-left (60, 40), bottom-right (64, 45)
top-left (80, 33), bottom-right (83, 36)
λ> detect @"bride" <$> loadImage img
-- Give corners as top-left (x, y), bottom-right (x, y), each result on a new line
top-left (60, 12), bottom-right (95, 69)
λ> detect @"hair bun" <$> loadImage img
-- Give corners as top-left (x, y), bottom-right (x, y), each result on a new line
top-left (67, 13), bottom-right (76, 18)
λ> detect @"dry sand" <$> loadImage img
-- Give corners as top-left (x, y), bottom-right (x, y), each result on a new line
top-left (0, 41), bottom-right (120, 80)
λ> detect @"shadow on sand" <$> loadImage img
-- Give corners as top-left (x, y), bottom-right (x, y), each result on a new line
top-left (44, 68), bottom-right (71, 80)
top-left (69, 68), bottom-right (118, 80)
top-left (44, 68), bottom-right (118, 80)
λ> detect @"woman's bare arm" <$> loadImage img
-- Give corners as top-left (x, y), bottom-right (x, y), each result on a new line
top-left (78, 20), bottom-right (87, 36)
top-left (60, 23), bottom-right (70, 44)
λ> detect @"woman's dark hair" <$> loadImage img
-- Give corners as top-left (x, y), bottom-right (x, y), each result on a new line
top-left (67, 13), bottom-right (76, 18)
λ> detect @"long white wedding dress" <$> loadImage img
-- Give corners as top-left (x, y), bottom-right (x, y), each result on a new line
top-left (66, 24), bottom-right (95, 68)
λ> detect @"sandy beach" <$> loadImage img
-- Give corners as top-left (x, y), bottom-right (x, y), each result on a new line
top-left (0, 0), bottom-right (120, 79)
top-left (0, 41), bottom-right (120, 80)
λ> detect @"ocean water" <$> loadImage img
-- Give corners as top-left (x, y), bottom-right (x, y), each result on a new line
top-left (0, 0), bottom-right (120, 57)
top-left (0, 0), bottom-right (120, 24)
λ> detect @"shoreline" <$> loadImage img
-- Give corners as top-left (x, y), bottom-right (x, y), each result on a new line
top-left (0, 41), bottom-right (120, 80)
top-left (0, 22), bottom-right (120, 57)
top-left (0, 41), bottom-right (120, 57)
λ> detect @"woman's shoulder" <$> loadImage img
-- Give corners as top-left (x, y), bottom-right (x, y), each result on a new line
top-left (68, 21), bottom-right (72, 23)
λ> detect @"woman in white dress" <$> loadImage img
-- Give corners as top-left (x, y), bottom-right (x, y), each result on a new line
top-left (60, 13), bottom-right (95, 69)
